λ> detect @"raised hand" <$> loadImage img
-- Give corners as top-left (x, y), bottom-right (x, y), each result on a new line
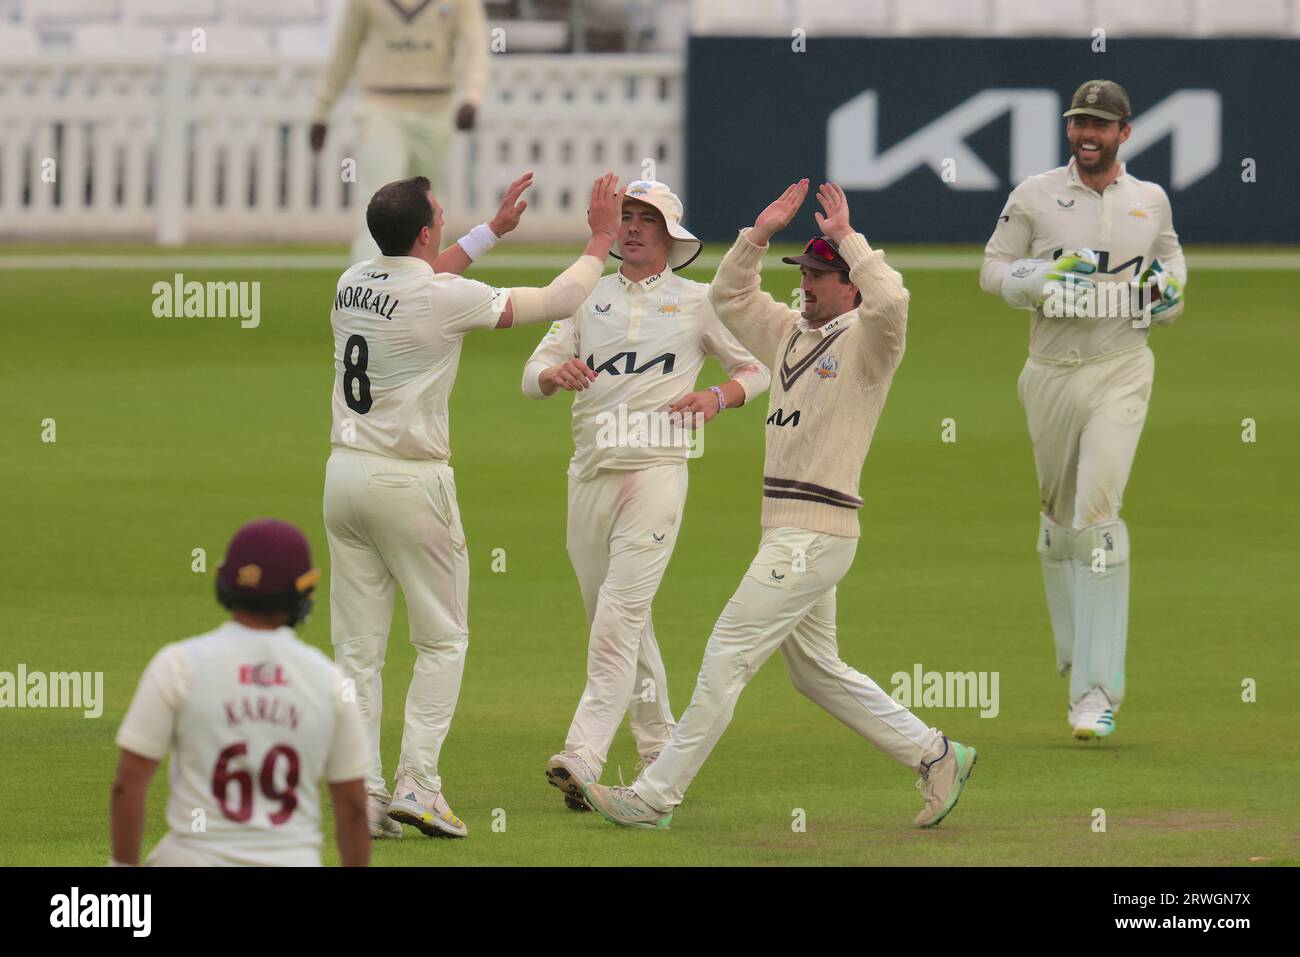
top-left (587, 172), bottom-right (624, 240)
top-left (752, 179), bottom-right (809, 244)
top-left (489, 171), bottom-right (533, 237)
top-left (813, 182), bottom-right (852, 243)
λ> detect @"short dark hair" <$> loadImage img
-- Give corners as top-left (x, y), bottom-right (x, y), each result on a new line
top-left (367, 176), bottom-right (433, 256)
top-left (837, 271), bottom-right (862, 307)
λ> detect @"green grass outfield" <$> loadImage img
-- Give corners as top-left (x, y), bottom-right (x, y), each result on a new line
top-left (1, 244), bottom-right (1297, 867)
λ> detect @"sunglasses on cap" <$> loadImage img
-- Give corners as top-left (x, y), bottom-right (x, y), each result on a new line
top-left (803, 237), bottom-right (841, 262)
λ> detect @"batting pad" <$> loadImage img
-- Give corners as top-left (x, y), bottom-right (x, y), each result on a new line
top-left (1070, 519), bottom-right (1130, 710)
top-left (1036, 513), bottom-right (1076, 676)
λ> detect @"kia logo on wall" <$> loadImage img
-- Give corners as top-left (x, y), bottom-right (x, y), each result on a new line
top-left (828, 89), bottom-right (1221, 191)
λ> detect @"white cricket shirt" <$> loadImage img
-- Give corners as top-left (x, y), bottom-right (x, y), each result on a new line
top-left (116, 621), bottom-right (371, 867)
top-left (981, 159), bottom-right (1186, 361)
top-left (522, 267), bottom-right (770, 480)
top-left (330, 255), bottom-right (507, 461)
top-left (312, 0), bottom-right (490, 123)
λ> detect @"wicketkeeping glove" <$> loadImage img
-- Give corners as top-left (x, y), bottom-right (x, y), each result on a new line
top-left (1135, 258), bottom-right (1184, 325)
top-left (1001, 249), bottom-right (1099, 314)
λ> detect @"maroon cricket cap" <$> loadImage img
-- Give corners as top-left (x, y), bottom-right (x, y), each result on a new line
top-left (217, 519), bottom-right (320, 598)
top-left (782, 236), bottom-right (849, 273)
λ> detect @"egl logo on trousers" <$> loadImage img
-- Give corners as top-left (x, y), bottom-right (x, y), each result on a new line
top-left (828, 89), bottom-right (1220, 191)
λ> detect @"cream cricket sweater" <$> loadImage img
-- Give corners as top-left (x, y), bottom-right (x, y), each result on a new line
top-left (313, 0), bottom-right (490, 124)
top-left (708, 228), bottom-right (909, 538)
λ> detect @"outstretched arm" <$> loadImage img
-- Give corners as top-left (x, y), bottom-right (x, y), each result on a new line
top-left (814, 182), bottom-right (909, 385)
top-left (433, 171), bottom-right (533, 276)
top-left (708, 179), bottom-right (809, 367)
top-left (493, 172), bottom-right (621, 329)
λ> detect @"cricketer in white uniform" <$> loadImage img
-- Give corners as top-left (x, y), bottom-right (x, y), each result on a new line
top-left (521, 181), bottom-right (770, 810)
top-left (585, 181), bottom-right (977, 830)
top-left (980, 80), bottom-right (1186, 740)
top-left (325, 172), bottom-right (625, 838)
top-left (310, 0), bottom-right (490, 263)
top-left (111, 519), bottom-right (372, 867)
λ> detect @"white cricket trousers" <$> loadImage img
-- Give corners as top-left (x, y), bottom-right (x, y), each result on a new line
top-left (351, 97), bottom-right (454, 263)
top-left (634, 527), bottom-right (942, 812)
top-left (564, 464), bottom-right (685, 775)
top-left (1020, 345), bottom-right (1154, 709)
top-left (324, 448), bottom-right (469, 797)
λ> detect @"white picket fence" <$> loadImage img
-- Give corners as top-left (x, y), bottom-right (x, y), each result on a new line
top-left (0, 53), bottom-right (683, 243)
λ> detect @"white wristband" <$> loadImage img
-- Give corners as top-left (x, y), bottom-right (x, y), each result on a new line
top-left (457, 223), bottom-right (500, 262)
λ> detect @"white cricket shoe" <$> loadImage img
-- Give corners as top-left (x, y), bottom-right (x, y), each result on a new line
top-left (1072, 687), bottom-right (1116, 740)
top-left (387, 772), bottom-right (468, 838)
top-left (914, 736), bottom-right (978, 828)
top-left (367, 792), bottom-right (403, 839)
top-left (584, 782), bottom-right (673, 830)
top-left (546, 751), bottom-right (597, 811)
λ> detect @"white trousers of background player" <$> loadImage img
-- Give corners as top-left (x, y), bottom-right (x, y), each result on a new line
top-left (635, 527), bottom-right (943, 812)
top-left (563, 464), bottom-right (686, 776)
top-left (351, 99), bottom-right (454, 264)
top-left (324, 448), bottom-right (469, 797)
top-left (1019, 346), bottom-right (1154, 711)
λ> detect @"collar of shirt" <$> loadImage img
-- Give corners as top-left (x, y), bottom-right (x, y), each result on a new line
top-left (797, 310), bottom-right (857, 338)
top-left (616, 264), bottom-right (673, 292)
top-left (374, 255), bottom-right (433, 274)
top-left (1065, 157), bottom-right (1128, 192)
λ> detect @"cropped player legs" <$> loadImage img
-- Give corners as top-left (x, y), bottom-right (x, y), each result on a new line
top-left (779, 587), bottom-right (941, 767)
top-left (384, 466), bottom-right (471, 794)
top-left (627, 616), bottom-right (676, 762)
top-left (1021, 359), bottom-right (1086, 675)
top-left (564, 466), bottom-right (686, 776)
top-left (325, 451), bottom-right (398, 797)
top-left (1068, 349), bottom-right (1154, 711)
top-left (352, 102), bottom-right (410, 263)
top-left (566, 487), bottom-right (676, 766)
top-left (634, 529), bottom-right (859, 812)
top-left (405, 106), bottom-right (454, 207)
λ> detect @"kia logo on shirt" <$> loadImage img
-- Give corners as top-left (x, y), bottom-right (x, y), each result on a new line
top-left (585, 351), bottom-right (677, 375)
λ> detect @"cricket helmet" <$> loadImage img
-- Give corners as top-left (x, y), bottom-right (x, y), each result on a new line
top-left (215, 518), bottom-right (320, 626)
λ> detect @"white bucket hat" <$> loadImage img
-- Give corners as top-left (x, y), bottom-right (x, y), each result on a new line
top-left (613, 180), bottom-right (703, 270)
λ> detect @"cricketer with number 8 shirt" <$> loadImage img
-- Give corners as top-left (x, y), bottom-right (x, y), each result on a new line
top-left (980, 79), bottom-right (1187, 740)
top-left (323, 172), bottom-right (625, 839)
